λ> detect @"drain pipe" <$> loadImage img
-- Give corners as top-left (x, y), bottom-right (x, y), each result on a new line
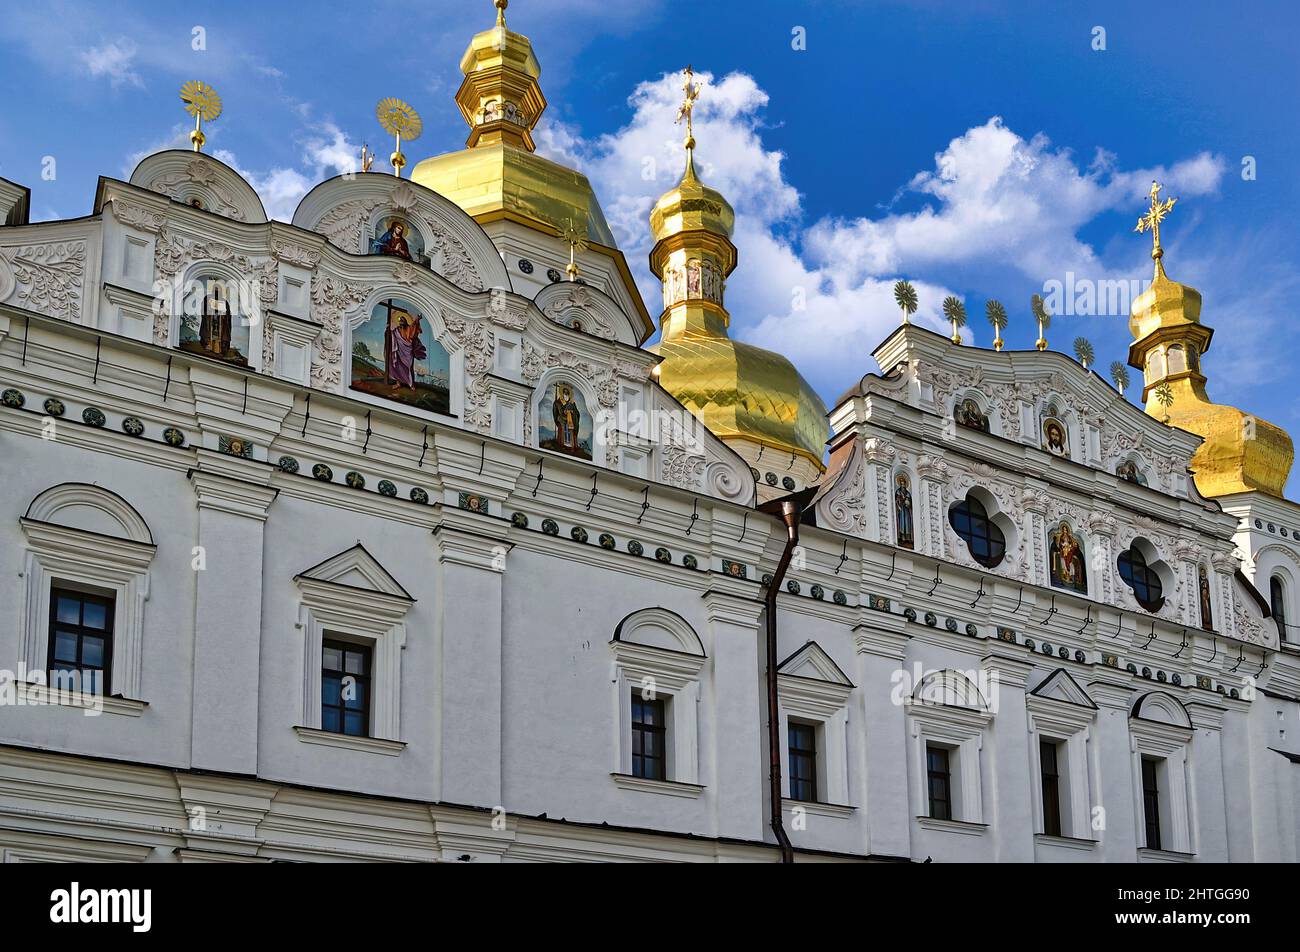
top-left (763, 498), bottom-right (801, 865)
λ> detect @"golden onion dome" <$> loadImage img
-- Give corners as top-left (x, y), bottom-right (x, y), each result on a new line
top-left (410, 0), bottom-right (652, 337)
top-left (647, 83), bottom-right (827, 473)
top-left (412, 0), bottom-right (612, 241)
top-left (1128, 186), bottom-right (1293, 497)
top-left (651, 332), bottom-right (829, 467)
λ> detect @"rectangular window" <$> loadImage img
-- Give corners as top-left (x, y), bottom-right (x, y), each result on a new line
top-left (321, 639), bottom-right (372, 737)
top-left (926, 744), bottom-right (952, 820)
top-left (47, 587), bottom-right (114, 695)
top-left (1040, 739), bottom-right (1063, 837)
top-left (631, 694), bottom-right (667, 781)
top-left (788, 721), bottom-right (818, 803)
top-left (1141, 756), bottom-right (1162, 851)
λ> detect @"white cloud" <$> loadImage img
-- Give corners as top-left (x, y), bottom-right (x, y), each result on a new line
top-left (80, 39), bottom-right (143, 89)
top-left (212, 149), bottom-right (312, 222)
top-left (536, 71), bottom-right (1232, 396)
top-left (302, 123), bottom-right (361, 180)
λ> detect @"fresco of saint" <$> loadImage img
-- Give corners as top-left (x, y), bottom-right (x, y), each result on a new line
top-left (1116, 459), bottom-right (1147, 485)
top-left (537, 381), bottom-right (593, 461)
top-left (895, 472), bottom-right (914, 550)
top-left (179, 276), bottom-right (250, 367)
top-left (1043, 418), bottom-right (1069, 458)
top-left (1199, 565), bottom-right (1214, 631)
top-left (955, 398), bottom-right (989, 432)
top-left (349, 298), bottom-right (451, 415)
top-left (385, 305), bottom-right (426, 389)
top-left (374, 219), bottom-right (412, 259)
top-left (1049, 521), bottom-right (1087, 592)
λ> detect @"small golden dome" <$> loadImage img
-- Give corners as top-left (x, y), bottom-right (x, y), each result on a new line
top-left (412, 0), bottom-right (611, 242)
top-left (649, 155), bottom-right (736, 274)
top-left (647, 77), bottom-right (827, 471)
top-left (409, 1), bottom-right (653, 339)
top-left (1127, 200), bottom-right (1294, 498)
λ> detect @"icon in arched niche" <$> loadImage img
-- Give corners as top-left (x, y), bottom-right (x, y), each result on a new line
top-left (1198, 565), bottom-right (1214, 631)
top-left (371, 216), bottom-right (425, 264)
top-left (1048, 521), bottom-right (1087, 592)
top-left (179, 275), bottom-right (251, 367)
top-left (894, 472), bottom-right (914, 550)
top-left (538, 381), bottom-right (592, 460)
top-left (350, 298), bottom-right (450, 414)
top-left (1042, 416), bottom-right (1069, 458)
top-left (1116, 459), bottom-right (1147, 486)
top-left (955, 397), bottom-right (989, 432)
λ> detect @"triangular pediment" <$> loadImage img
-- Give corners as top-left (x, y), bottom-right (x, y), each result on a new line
top-left (295, 543), bottom-right (413, 601)
top-left (778, 641), bottom-right (854, 687)
top-left (1030, 668), bottom-right (1096, 709)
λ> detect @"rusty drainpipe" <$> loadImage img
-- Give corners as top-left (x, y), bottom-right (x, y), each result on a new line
top-left (764, 498), bottom-right (801, 864)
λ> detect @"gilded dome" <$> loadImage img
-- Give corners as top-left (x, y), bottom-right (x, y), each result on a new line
top-left (1129, 261), bottom-right (1293, 498)
top-left (652, 331), bottom-right (828, 466)
top-left (647, 116), bottom-right (827, 471)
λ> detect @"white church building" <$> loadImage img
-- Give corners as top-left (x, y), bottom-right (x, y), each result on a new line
top-left (0, 5), bottom-right (1297, 862)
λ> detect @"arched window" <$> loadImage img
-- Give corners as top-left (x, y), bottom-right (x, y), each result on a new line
top-left (1119, 547), bottom-right (1164, 611)
top-left (949, 495), bottom-right (1006, 568)
top-left (1272, 576), bottom-right (1289, 641)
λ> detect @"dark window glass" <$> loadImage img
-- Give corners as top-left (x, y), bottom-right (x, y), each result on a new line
top-left (948, 495), bottom-right (1006, 568)
top-left (631, 695), bottom-right (667, 781)
top-left (1040, 740), bottom-right (1062, 837)
top-left (46, 587), bottom-right (114, 695)
top-left (322, 639), bottom-right (371, 737)
top-left (1272, 576), bottom-right (1288, 641)
top-left (926, 744), bottom-right (952, 821)
top-left (788, 721), bottom-right (818, 803)
top-left (1118, 548), bottom-right (1164, 611)
top-left (1141, 756), bottom-right (1162, 851)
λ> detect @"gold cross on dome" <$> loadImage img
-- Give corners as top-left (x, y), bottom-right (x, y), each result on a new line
top-left (675, 65), bottom-right (701, 146)
top-left (1135, 179), bottom-right (1178, 261)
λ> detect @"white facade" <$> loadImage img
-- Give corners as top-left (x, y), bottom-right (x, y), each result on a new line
top-left (0, 151), bottom-right (1297, 863)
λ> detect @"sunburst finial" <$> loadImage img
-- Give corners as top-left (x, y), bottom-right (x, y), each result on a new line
top-left (376, 98), bottom-right (423, 177)
top-left (179, 81), bottom-right (222, 152)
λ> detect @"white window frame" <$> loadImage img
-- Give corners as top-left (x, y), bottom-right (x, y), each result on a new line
top-left (1026, 694), bottom-right (1096, 839)
top-left (906, 672), bottom-right (992, 826)
top-left (1129, 693), bottom-right (1195, 854)
top-left (18, 486), bottom-right (156, 713)
top-left (609, 608), bottom-right (705, 795)
top-left (293, 547), bottom-right (413, 754)
top-left (777, 643), bottom-right (853, 808)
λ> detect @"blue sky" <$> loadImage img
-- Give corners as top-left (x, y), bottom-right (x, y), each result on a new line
top-left (2, 0), bottom-right (1297, 493)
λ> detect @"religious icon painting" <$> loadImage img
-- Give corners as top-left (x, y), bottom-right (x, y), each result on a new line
top-left (894, 471), bottom-right (915, 550)
top-left (1042, 417), bottom-right (1070, 458)
top-left (955, 397), bottom-right (989, 433)
top-left (349, 298), bottom-right (451, 415)
top-left (1048, 521), bottom-right (1087, 593)
top-left (1116, 458), bottom-right (1147, 486)
top-left (178, 275), bottom-right (252, 367)
top-left (1198, 565), bottom-right (1214, 631)
top-left (370, 216), bottom-right (426, 264)
top-left (537, 380), bottom-right (593, 461)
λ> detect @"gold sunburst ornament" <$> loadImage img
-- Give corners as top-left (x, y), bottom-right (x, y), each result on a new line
top-left (560, 217), bottom-right (588, 281)
top-left (376, 98), bottom-right (423, 177)
top-left (180, 81), bottom-right (222, 152)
